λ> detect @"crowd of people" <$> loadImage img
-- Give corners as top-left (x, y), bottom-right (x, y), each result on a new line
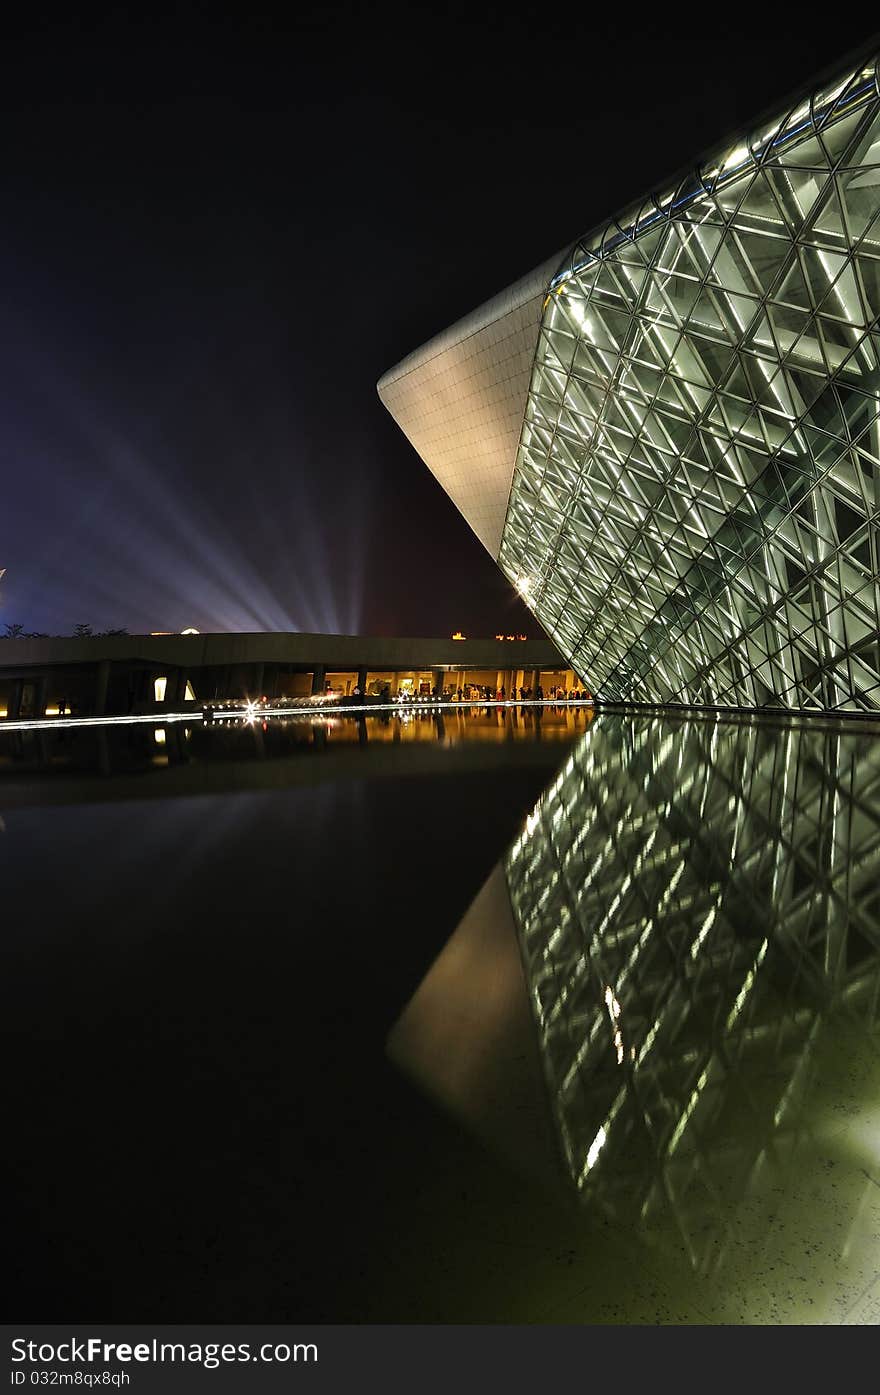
top-left (348, 680), bottom-right (592, 704)
top-left (437, 683), bottom-right (590, 703)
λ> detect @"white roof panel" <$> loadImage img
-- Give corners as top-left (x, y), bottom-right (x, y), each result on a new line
top-left (377, 249), bottom-right (567, 559)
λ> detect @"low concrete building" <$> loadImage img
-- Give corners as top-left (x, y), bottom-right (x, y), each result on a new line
top-left (0, 631), bottom-right (572, 719)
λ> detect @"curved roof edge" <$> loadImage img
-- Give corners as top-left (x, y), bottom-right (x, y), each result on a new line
top-left (377, 248), bottom-right (567, 394)
top-left (377, 247), bottom-right (570, 559)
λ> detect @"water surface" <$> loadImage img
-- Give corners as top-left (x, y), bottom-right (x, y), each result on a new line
top-left (3, 706), bottom-right (878, 1323)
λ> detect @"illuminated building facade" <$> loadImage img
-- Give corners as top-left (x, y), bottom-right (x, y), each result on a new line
top-left (379, 54), bottom-right (880, 713)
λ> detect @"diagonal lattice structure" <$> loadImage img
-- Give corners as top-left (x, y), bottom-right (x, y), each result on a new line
top-left (498, 57), bottom-right (880, 710)
top-left (504, 714), bottom-right (880, 1267)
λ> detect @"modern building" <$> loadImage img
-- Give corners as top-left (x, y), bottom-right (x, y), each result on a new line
top-left (379, 52), bottom-right (880, 713)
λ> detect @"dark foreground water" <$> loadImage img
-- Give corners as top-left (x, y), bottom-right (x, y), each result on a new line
top-left (2, 705), bottom-right (879, 1323)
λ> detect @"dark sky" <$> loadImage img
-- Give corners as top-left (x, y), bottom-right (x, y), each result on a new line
top-left (2, 8), bottom-right (878, 638)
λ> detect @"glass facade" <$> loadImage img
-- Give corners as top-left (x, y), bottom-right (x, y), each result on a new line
top-left (505, 714), bottom-right (880, 1253)
top-left (499, 57), bottom-right (880, 710)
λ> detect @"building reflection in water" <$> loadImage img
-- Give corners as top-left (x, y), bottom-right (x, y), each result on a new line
top-left (392, 712), bottom-right (880, 1298)
top-left (0, 702), bottom-right (593, 779)
top-left (0, 705), bottom-right (595, 830)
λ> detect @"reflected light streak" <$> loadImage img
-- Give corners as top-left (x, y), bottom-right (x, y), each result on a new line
top-left (0, 696), bottom-right (595, 734)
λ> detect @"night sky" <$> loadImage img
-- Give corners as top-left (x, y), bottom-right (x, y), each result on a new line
top-left (2, 10), bottom-right (878, 639)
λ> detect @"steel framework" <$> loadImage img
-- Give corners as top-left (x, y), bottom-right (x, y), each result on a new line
top-left (500, 56), bottom-right (880, 710)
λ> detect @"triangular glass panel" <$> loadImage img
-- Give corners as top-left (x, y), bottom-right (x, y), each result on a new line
top-left (731, 227), bottom-right (793, 296)
top-left (774, 257), bottom-right (816, 312)
top-left (777, 133), bottom-right (831, 173)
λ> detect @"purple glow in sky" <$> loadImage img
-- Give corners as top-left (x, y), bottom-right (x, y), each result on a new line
top-left (2, 11), bottom-right (876, 637)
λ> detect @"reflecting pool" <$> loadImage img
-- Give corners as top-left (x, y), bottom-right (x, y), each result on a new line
top-left (2, 707), bottom-right (878, 1322)
top-left (391, 711), bottom-right (880, 1322)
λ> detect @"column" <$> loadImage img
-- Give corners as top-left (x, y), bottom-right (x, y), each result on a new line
top-left (164, 668), bottom-right (185, 707)
top-left (251, 662), bottom-right (265, 699)
top-left (32, 675), bottom-right (47, 718)
top-left (357, 666), bottom-right (369, 696)
top-left (8, 679), bottom-right (23, 720)
top-left (311, 665), bottom-right (326, 696)
top-left (432, 668), bottom-right (445, 699)
top-left (94, 659), bottom-right (111, 715)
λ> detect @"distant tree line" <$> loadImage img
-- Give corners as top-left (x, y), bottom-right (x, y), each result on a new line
top-left (3, 623), bottom-right (129, 638)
